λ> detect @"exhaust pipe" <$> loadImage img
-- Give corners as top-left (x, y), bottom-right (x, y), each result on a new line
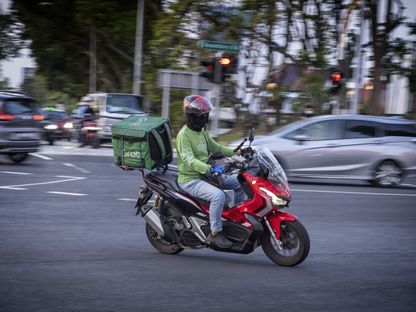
top-left (142, 206), bottom-right (165, 236)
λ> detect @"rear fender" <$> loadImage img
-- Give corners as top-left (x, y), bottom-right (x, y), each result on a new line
top-left (266, 212), bottom-right (297, 239)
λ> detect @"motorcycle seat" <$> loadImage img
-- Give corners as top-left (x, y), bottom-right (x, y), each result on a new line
top-left (149, 171), bottom-right (232, 209)
top-left (149, 171), bottom-right (183, 193)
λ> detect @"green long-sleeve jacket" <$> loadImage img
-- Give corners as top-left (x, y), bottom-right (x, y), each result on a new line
top-left (176, 125), bottom-right (234, 183)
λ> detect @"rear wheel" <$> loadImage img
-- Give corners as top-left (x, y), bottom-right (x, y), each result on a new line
top-left (145, 223), bottom-right (183, 254)
top-left (261, 220), bottom-right (310, 267)
top-left (8, 153), bottom-right (29, 164)
top-left (373, 160), bottom-right (402, 187)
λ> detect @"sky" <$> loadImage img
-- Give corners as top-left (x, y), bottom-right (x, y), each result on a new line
top-left (0, 0), bottom-right (415, 89)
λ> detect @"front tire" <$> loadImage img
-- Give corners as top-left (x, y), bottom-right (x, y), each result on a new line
top-left (145, 223), bottom-right (184, 255)
top-left (261, 220), bottom-right (310, 267)
top-left (373, 160), bottom-right (403, 187)
top-left (8, 153), bottom-right (29, 164)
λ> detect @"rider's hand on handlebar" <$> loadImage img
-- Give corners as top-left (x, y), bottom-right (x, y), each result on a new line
top-left (241, 147), bottom-right (253, 156)
top-left (210, 165), bottom-right (224, 176)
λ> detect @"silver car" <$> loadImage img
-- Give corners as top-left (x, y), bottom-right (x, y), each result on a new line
top-left (236, 115), bottom-right (416, 186)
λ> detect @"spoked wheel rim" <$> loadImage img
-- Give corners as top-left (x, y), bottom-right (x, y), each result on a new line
top-left (374, 161), bottom-right (402, 186)
top-left (270, 223), bottom-right (300, 257)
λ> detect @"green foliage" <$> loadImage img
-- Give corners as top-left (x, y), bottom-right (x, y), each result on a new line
top-left (21, 74), bottom-right (78, 109)
top-left (11, 0), bottom-right (161, 103)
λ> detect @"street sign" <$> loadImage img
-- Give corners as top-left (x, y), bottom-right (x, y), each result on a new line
top-left (198, 40), bottom-right (241, 52)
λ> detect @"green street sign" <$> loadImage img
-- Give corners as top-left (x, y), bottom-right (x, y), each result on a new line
top-left (198, 40), bottom-right (241, 52)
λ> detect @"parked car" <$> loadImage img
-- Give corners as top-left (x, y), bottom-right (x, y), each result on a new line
top-left (41, 108), bottom-right (73, 145)
top-left (71, 93), bottom-right (147, 145)
top-left (232, 115), bottom-right (416, 187)
top-left (0, 90), bottom-right (43, 163)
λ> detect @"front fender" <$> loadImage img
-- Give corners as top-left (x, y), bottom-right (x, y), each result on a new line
top-left (266, 211), bottom-right (297, 239)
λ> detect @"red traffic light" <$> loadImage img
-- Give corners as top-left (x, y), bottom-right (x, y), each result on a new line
top-left (332, 72), bottom-right (342, 82)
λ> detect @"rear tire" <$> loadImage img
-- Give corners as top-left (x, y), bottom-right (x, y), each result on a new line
top-left (261, 220), bottom-right (310, 267)
top-left (8, 153), bottom-right (29, 164)
top-left (145, 223), bottom-right (184, 255)
top-left (373, 160), bottom-right (402, 187)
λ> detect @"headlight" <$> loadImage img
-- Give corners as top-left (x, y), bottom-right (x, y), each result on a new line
top-left (259, 187), bottom-right (287, 206)
top-left (44, 124), bottom-right (58, 130)
top-left (63, 121), bottom-right (73, 129)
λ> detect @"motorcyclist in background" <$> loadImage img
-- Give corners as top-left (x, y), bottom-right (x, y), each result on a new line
top-left (176, 95), bottom-right (246, 248)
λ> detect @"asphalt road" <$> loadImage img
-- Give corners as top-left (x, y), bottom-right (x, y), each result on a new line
top-left (1, 143), bottom-right (415, 312)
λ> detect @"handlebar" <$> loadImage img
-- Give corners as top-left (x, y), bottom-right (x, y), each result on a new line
top-left (233, 137), bottom-right (247, 153)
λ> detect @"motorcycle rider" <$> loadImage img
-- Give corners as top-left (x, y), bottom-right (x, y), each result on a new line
top-left (176, 95), bottom-right (246, 249)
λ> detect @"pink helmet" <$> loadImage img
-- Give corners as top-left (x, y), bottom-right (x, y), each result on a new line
top-left (183, 95), bottom-right (213, 130)
top-left (183, 95), bottom-right (213, 116)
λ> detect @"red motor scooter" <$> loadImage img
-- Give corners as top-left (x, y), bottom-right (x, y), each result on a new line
top-left (135, 129), bottom-right (310, 266)
top-left (79, 114), bottom-right (101, 148)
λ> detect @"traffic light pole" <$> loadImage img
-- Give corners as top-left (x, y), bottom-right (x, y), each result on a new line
top-left (210, 84), bottom-right (221, 138)
top-left (209, 59), bottom-right (222, 138)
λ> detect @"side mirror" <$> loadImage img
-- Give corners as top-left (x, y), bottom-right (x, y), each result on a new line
top-left (293, 134), bottom-right (308, 144)
top-left (249, 128), bottom-right (255, 143)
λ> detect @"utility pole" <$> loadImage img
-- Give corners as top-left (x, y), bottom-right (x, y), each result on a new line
top-left (133, 0), bottom-right (144, 95)
top-left (89, 25), bottom-right (97, 93)
top-left (351, 4), bottom-right (365, 115)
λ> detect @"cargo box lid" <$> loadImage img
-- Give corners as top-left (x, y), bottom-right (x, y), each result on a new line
top-left (111, 115), bottom-right (169, 138)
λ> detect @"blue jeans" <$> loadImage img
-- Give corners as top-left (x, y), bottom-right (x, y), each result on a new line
top-left (179, 175), bottom-right (246, 233)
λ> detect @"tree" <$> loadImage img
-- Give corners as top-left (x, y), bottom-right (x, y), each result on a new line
top-left (365, 0), bottom-right (408, 115)
top-left (11, 0), bottom-right (162, 101)
top-left (0, 12), bottom-right (23, 61)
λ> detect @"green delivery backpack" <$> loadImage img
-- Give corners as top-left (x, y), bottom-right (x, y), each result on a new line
top-left (111, 115), bottom-right (173, 170)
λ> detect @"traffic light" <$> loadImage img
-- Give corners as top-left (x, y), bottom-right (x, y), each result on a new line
top-left (200, 55), bottom-right (239, 84)
top-left (200, 59), bottom-right (216, 83)
top-left (329, 70), bottom-right (343, 94)
top-left (331, 71), bottom-right (343, 86)
top-left (218, 54), bottom-right (238, 83)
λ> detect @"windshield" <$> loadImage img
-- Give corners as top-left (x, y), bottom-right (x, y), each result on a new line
top-left (106, 95), bottom-right (143, 114)
top-left (254, 146), bottom-right (289, 190)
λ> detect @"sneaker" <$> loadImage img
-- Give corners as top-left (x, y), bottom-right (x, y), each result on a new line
top-left (207, 232), bottom-right (233, 248)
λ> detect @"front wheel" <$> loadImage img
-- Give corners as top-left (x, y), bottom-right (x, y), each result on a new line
top-left (373, 160), bottom-right (403, 187)
top-left (8, 153), bottom-right (29, 164)
top-left (261, 220), bottom-right (310, 267)
top-left (145, 223), bottom-right (184, 255)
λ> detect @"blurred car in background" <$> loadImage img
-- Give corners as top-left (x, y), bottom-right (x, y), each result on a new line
top-left (0, 90), bottom-right (43, 163)
top-left (233, 115), bottom-right (416, 187)
top-left (41, 108), bottom-right (73, 145)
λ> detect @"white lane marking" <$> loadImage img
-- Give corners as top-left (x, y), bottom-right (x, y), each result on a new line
top-left (30, 153), bottom-right (52, 160)
top-left (292, 189), bottom-right (416, 197)
top-left (47, 191), bottom-right (87, 196)
top-left (118, 198), bottom-right (155, 203)
top-left (0, 171), bottom-right (32, 175)
top-left (118, 198), bottom-right (137, 201)
top-left (0, 176), bottom-right (85, 189)
top-left (62, 163), bottom-right (91, 174)
top-left (0, 186), bottom-right (28, 190)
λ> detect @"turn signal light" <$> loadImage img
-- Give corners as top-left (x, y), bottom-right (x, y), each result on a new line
top-left (32, 115), bottom-right (45, 121)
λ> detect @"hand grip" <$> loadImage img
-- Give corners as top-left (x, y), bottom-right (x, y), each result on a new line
top-left (233, 138), bottom-right (247, 153)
